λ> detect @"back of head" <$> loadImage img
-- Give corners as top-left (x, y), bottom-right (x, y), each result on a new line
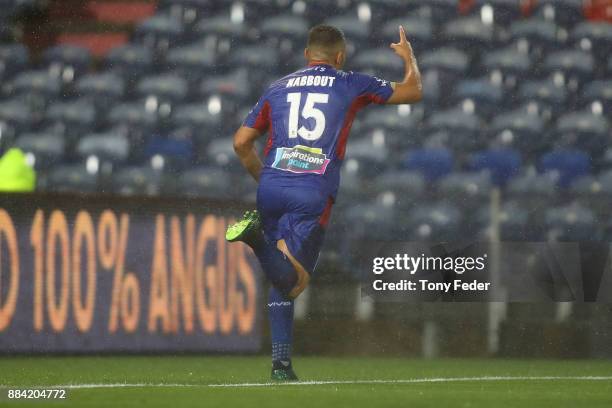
top-left (306, 24), bottom-right (346, 64)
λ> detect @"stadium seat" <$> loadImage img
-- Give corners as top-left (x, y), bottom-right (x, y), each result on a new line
top-left (344, 137), bottom-right (390, 179)
top-left (44, 99), bottom-right (98, 143)
top-left (144, 133), bottom-right (194, 172)
top-left (135, 74), bottom-right (189, 117)
top-left (260, 15), bottom-right (309, 57)
top-left (352, 48), bottom-right (404, 81)
top-left (419, 47), bottom-right (470, 100)
top-left (517, 79), bottom-right (568, 119)
top-left (545, 202), bottom-right (599, 242)
top-left (538, 148), bottom-right (591, 188)
top-left (533, 0), bottom-right (584, 27)
top-left (556, 111), bottom-right (609, 156)
top-left (207, 137), bottom-right (240, 172)
top-left (507, 170), bottom-right (558, 196)
top-left (42, 45), bottom-right (92, 85)
top-left (473, 0), bottom-right (523, 26)
top-left (404, 0), bottom-right (459, 24)
top-left (76, 131), bottom-right (130, 165)
top-left (580, 80), bottom-right (612, 114)
top-left (199, 68), bottom-right (252, 117)
top-left (0, 97), bottom-right (37, 136)
top-left (570, 21), bottom-right (612, 63)
top-left (14, 132), bottom-right (65, 170)
top-left (356, 105), bottom-right (423, 150)
top-left (405, 201), bottom-right (463, 241)
top-left (543, 50), bottom-right (595, 91)
top-left (193, 15), bottom-right (250, 58)
top-left (507, 18), bottom-right (563, 58)
top-left (176, 166), bottom-right (237, 199)
top-left (105, 45), bottom-right (154, 80)
top-left (171, 102), bottom-right (223, 145)
top-left (443, 17), bottom-right (496, 56)
top-left (164, 45), bottom-right (216, 85)
top-left (4, 70), bottom-right (62, 111)
top-left (0, 44), bottom-right (29, 82)
top-left (468, 147), bottom-right (522, 186)
top-left (425, 109), bottom-right (483, 152)
top-left (157, 0), bottom-right (214, 27)
top-left (380, 17), bottom-right (433, 55)
top-left (475, 200), bottom-right (532, 241)
top-left (344, 200), bottom-right (398, 240)
top-left (482, 48), bottom-right (531, 89)
top-left (325, 15), bottom-right (369, 55)
top-left (402, 147), bottom-right (454, 182)
top-left (110, 165), bottom-right (162, 196)
top-left (106, 102), bottom-right (158, 147)
top-left (75, 72), bottom-right (125, 113)
top-left (371, 170), bottom-right (426, 206)
top-left (452, 78), bottom-right (504, 117)
top-left (438, 171), bottom-right (492, 203)
top-left (134, 15), bottom-right (184, 56)
top-left (43, 163), bottom-right (98, 193)
top-left (489, 109), bottom-right (546, 153)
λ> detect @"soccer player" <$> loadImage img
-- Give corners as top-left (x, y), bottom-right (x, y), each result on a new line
top-left (226, 24), bottom-right (422, 381)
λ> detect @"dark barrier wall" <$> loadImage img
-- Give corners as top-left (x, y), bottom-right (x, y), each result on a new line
top-left (0, 193), bottom-right (262, 353)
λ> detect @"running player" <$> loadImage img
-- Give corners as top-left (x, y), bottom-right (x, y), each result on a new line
top-left (226, 24), bottom-right (422, 381)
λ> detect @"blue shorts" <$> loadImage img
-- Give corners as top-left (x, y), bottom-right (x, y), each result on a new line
top-left (257, 179), bottom-right (333, 274)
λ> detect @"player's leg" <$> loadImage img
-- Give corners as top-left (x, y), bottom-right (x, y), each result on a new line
top-left (277, 239), bottom-right (310, 299)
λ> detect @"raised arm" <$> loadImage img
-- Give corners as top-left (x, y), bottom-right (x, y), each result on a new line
top-left (233, 126), bottom-right (264, 183)
top-left (386, 25), bottom-right (423, 105)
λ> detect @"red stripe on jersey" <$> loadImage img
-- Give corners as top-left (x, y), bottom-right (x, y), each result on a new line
top-left (257, 101), bottom-right (275, 157)
top-left (335, 93), bottom-right (378, 160)
top-left (318, 196), bottom-right (334, 227)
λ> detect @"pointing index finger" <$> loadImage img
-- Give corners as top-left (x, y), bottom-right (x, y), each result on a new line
top-left (399, 25), bottom-right (407, 43)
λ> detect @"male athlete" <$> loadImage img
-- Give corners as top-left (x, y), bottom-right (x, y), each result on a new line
top-left (226, 24), bottom-right (422, 381)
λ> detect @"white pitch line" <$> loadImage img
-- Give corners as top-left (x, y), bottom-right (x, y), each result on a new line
top-left (4, 376), bottom-right (611, 390)
top-left (207, 376), bottom-right (612, 388)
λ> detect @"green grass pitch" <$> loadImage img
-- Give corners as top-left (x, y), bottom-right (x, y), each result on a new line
top-left (1, 356), bottom-right (611, 407)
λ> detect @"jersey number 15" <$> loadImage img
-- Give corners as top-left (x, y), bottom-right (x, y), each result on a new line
top-left (286, 92), bottom-right (329, 141)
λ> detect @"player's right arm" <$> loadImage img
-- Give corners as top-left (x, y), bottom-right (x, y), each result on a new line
top-left (386, 25), bottom-right (423, 105)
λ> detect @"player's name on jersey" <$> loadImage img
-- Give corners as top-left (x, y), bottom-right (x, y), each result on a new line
top-left (286, 75), bottom-right (336, 88)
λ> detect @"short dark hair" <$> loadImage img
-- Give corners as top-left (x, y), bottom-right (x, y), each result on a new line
top-left (307, 24), bottom-right (345, 50)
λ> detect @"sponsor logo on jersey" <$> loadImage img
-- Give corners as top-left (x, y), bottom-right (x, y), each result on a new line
top-left (271, 145), bottom-right (330, 175)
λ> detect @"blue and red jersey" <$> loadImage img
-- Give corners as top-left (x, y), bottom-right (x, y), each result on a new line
top-left (243, 63), bottom-right (393, 199)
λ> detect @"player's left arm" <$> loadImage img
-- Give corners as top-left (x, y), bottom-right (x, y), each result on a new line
top-left (386, 25), bottom-right (423, 105)
top-left (233, 126), bottom-right (264, 182)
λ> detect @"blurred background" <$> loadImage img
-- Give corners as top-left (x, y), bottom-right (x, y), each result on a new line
top-left (0, 0), bottom-right (611, 359)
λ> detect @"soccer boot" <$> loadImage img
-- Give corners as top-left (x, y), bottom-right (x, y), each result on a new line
top-left (271, 361), bottom-right (299, 382)
top-left (225, 210), bottom-right (262, 245)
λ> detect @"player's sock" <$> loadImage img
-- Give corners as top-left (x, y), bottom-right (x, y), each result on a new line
top-left (268, 287), bottom-right (295, 373)
top-left (251, 235), bottom-right (298, 299)
top-left (226, 210), bottom-right (298, 298)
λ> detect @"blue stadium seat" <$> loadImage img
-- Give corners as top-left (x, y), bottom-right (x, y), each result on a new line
top-left (42, 45), bottom-right (91, 85)
top-left (469, 147), bottom-right (522, 186)
top-left (144, 134), bottom-right (194, 172)
top-left (538, 149), bottom-right (591, 188)
top-left (134, 15), bottom-right (184, 56)
top-left (402, 147), bottom-right (454, 182)
top-left (0, 44), bottom-right (29, 82)
top-left (545, 203), bottom-right (599, 242)
top-left (105, 45), bottom-right (154, 80)
top-left (44, 163), bottom-right (98, 193)
top-left (14, 132), bottom-right (65, 169)
top-left (110, 165), bottom-right (162, 196)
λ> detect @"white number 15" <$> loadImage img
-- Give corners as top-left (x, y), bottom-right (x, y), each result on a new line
top-left (287, 92), bottom-right (329, 141)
